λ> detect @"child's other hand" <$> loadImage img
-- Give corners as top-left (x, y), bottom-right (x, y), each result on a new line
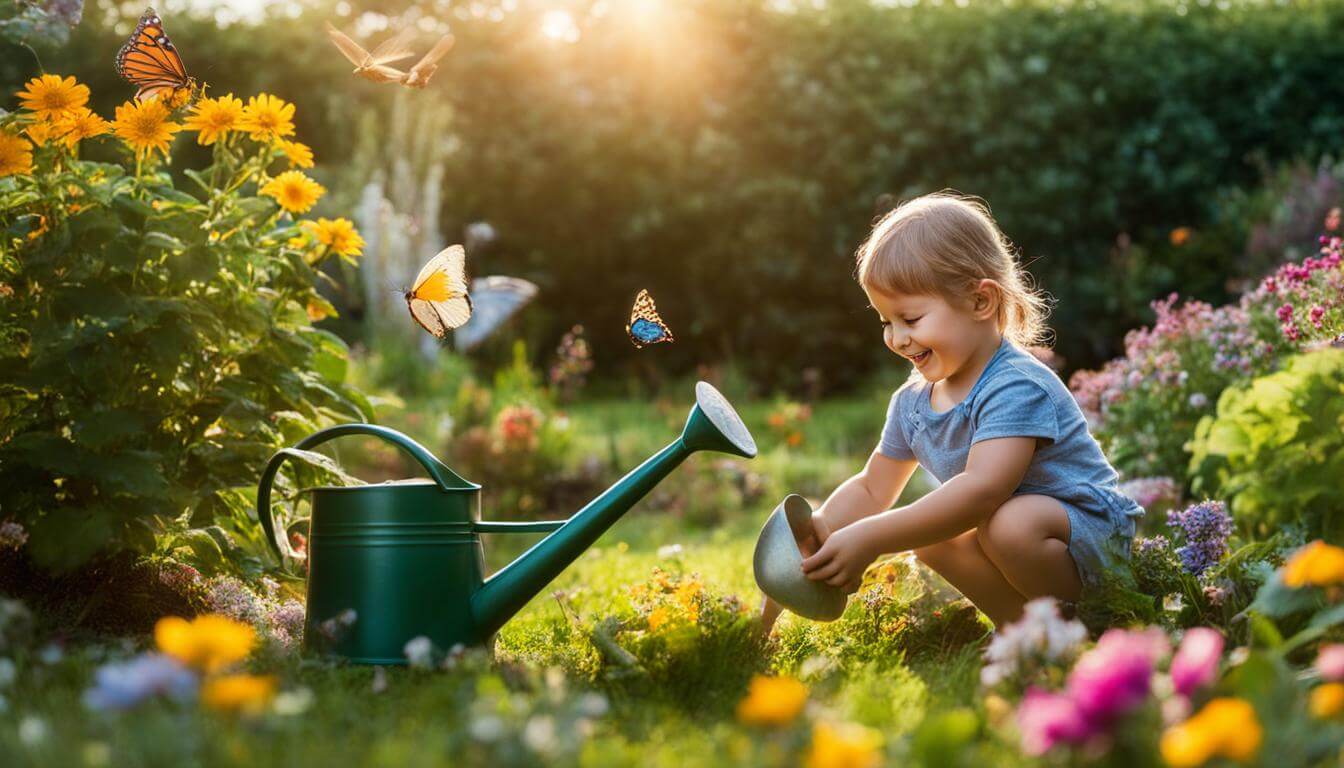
top-left (799, 521), bottom-right (876, 593)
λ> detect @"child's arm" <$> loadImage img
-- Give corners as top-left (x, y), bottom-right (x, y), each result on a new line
top-left (801, 436), bottom-right (1037, 591)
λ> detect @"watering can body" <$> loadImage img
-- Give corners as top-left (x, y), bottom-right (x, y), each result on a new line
top-left (255, 382), bottom-right (757, 664)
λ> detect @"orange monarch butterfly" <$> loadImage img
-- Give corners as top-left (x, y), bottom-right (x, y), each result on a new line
top-left (405, 245), bottom-right (473, 339)
top-left (116, 7), bottom-right (198, 105)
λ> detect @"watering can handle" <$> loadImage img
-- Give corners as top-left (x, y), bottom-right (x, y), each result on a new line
top-left (255, 423), bottom-right (478, 565)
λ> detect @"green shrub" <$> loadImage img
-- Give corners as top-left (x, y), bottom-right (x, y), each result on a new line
top-left (1189, 349), bottom-right (1344, 541)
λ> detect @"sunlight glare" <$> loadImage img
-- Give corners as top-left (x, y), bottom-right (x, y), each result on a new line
top-left (540, 9), bottom-right (580, 43)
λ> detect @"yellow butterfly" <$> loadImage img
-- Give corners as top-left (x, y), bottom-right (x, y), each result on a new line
top-left (405, 245), bottom-right (472, 338)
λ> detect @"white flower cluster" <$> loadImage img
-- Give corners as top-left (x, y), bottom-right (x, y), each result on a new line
top-left (980, 597), bottom-right (1088, 689)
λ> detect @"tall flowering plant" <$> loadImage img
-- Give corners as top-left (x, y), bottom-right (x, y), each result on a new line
top-left (0, 76), bottom-right (370, 572)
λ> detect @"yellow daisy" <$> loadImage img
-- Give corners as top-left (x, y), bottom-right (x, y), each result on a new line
top-left (0, 133), bottom-right (34, 177)
top-left (261, 170), bottom-right (324, 214)
top-left (184, 94), bottom-right (244, 146)
top-left (54, 108), bottom-right (111, 149)
top-left (240, 93), bottom-right (296, 143)
top-left (112, 99), bottom-right (183, 160)
top-left (305, 217), bottom-right (365, 258)
top-left (23, 119), bottom-right (60, 147)
top-left (16, 74), bottom-right (90, 121)
top-left (736, 675), bottom-right (809, 727)
top-left (277, 139), bottom-right (314, 169)
top-left (155, 614), bottom-right (256, 673)
top-left (200, 674), bottom-right (277, 714)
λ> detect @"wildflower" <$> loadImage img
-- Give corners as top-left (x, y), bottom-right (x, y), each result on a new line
top-left (805, 721), bottom-right (882, 768)
top-left (1067, 627), bottom-right (1169, 724)
top-left (980, 597), bottom-right (1088, 689)
top-left (1119, 477), bottom-right (1180, 514)
top-left (183, 94), bottom-right (244, 145)
top-left (1170, 628), bottom-right (1223, 697)
top-left (112, 99), bottom-right (182, 160)
top-left (261, 170), bottom-right (324, 214)
top-left (0, 133), bottom-right (34, 178)
top-left (1160, 698), bottom-right (1262, 766)
top-left (267, 600), bottom-right (306, 648)
top-left (1282, 540), bottom-right (1344, 588)
top-left (17, 74), bottom-right (89, 120)
top-left (1316, 644), bottom-right (1344, 681)
top-left (522, 714), bottom-right (557, 754)
top-left (1167, 501), bottom-right (1233, 577)
top-left (1016, 687), bottom-right (1094, 755)
top-left (1170, 227), bottom-right (1191, 246)
top-left (54, 107), bottom-right (111, 149)
top-left (304, 217), bottom-right (364, 258)
top-left (200, 674), bottom-right (276, 714)
top-left (240, 93), bottom-right (296, 143)
top-left (735, 675), bottom-right (808, 726)
top-left (18, 715), bottom-right (48, 747)
top-left (1309, 305), bottom-right (1326, 328)
top-left (82, 653), bottom-right (197, 710)
top-left (1187, 392), bottom-right (1208, 409)
top-left (404, 636), bottom-right (435, 669)
top-left (204, 575), bottom-right (268, 624)
top-left (1310, 683), bottom-right (1344, 719)
top-left (646, 606), bottom-right (670, 631)
top-left (155, 614), bottom-right (256, 672)
top-left (24, 120), bottom-right (59, 147)
top-left (0, 521), bottom-right (28, 550)
top-left (277, 138), bottom-right (314, 168)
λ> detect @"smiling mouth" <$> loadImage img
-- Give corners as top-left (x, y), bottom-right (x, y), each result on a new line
top-left (907, 350), bottom-right (931, 365)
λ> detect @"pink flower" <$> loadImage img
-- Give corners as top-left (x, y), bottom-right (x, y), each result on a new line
top-left (1066, 628), bottom-right (1168, 723)
top-left (1017, 687), bottom-right (1095, 756)
top-left (1317, 645), bottom-right (1344, 682)
top-left (1310, 305), bottom-right (1326, 328)
top-left (1277, 303), bottom-right (1295, 323)
top-left (1171, 627), bottom-right (1224, 697)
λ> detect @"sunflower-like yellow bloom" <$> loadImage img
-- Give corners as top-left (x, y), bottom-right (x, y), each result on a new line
top-left (155, 614), bottom-right (256, 673)
top-left (112, 99), bottom-right (183, 160)
top-left (240, 93), bottom-right (296, 143)
top-left (0, 133), bottom-right (34, 177)
top-left (24, 120), bottom-right (59, 147)
top-left (304, 217), bottom-right (365, 258)
top-left (1160, 697), bottom-right (1262, 767)
top-left (54, 107), bottom-right (111, 149)
top-left (261, 170), bottom-right (324, 214)
top-left (1311, 683), bottom-right (1344, 719)
top-left (200, 674), bottom-right (277, 714)
top-left (1282, 540), bottom-right (1344, 589)
top-left (17, 74), bottom-right (89, 121)
top-left (735, 675), bottom-right (809, 726)
top-left (277, 139), bottom-right (314, 169)
top-left (184, 94), bottom-right (244, 146)
top-left (805, 721), bottom-right (883, 768)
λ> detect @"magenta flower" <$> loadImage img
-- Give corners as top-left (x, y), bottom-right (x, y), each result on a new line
top-left (1066, 628), bottom-right (1168, 723)
top-left (1016, 687), bottom-right (1095, 756)
top-left (1317, 645), bottom-right (1344, 682)
top-left (1170, 627), bottom-right (1224, 697)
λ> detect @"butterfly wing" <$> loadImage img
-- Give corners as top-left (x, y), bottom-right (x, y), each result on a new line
top-left (116, 8), bottom-right (191, 100)
top-left (410, 33), bottom-right (455, 76)
top-left (407, 245), bottom-right (472, 337)
top-left (455, 276), bottom-right (539, 351)
top-left (368, 26), bottom-right (419, 66)
top-left (626, 289), bottom-right (674, 348)
top-left (326, 23), bottom-right (372, 68)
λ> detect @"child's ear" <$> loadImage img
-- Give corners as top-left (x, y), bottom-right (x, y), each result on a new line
top-left (972, 279), bottom-right (1002, 321)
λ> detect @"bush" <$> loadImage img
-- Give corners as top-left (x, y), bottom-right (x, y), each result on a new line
top-left (1189, 349), bottom-right (1344, 541)
top-left (0, 79), bottom-right (370, 573)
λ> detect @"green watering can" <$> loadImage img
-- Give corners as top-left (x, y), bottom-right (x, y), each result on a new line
top-left (255, 381), bottom-right (756, 664)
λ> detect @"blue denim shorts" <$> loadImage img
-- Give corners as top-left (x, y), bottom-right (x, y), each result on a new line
top-left (1061, 499), bottom-right (1137, 589)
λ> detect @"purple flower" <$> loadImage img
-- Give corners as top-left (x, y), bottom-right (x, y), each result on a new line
top-left (82, 653), bottom-right (197, 710)
top-left (268, 600), bottom-right (306, 648)
top-left (1066, 628), bottom-right (1168, 724)
top-left (205, 575), bottom-right (267, 625)
top-left (1016, 687), bottom-right (1096, 756)
top-left (1170, 627), bottom-right (1224, 697)
top-left (1167, 500), bottom-right (1233, 576)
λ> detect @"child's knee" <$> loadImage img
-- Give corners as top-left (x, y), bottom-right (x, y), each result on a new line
top-left (977, 495), bottom-right (1070, 561)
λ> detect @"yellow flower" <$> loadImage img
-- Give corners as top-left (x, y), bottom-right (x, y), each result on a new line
top-left (1282, 540), bottom-right (1344, 589)
top-left (200, 674), bottom-right (277, 714)
top-left (240, 93), bottom-right (296, 143)
top-left (647, 606), bottom-right (670, 632)
top-left (53, 108), bottom-right (111, 149)
top-left (155, 614), bottom-right (256, 672)
top-left (0, 133), bottom-right (34, 177)
top-left (305, 217), bottom-right (365, 258)
top-left (1311, 683), bottom-right (1344, 719)
top-left (1160, 698), bottom-right (1262, 767)
top-left (306, 298), bottom-right (334, 322)
top-left (735, 675), bottom-right (808, 726)
top-left (24, 119), bottom-right (60, 147)
top-left (1170, 227), bottom-right (1192, 247)
top-left (17, 74), bottom-right (90, 121)
top-left (112, 99), bottom-right (182, 160)
top-left (261, 171), bottom-right (324, 214)
top-left (277, 139), bottom-right (314, 169)
top-left (184, 94), bottom-right (244, 146)
top-left (805, 721), bottom-right (883, 768)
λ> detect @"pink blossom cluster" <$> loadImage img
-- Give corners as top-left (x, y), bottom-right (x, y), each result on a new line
top-left (1249, 239), bottom-right (1344, 344)
top-left (267, 600), bottom-right (307, 648)
top-left (1118, 476), bottom-right (1180, 514)
top-left (1016, 627), bottom-right (1224, 756)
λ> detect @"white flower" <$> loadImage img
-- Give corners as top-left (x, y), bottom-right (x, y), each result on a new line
top-left (403, 636), bottom-right (435, 669)
top-left (523, 714), bottom-right (557, 753)
top-left (657, 543), bottom-right (684, 560)
top-left (979, 597), bottom-right (1087, 689)
top-left (273, 687), bottom-right (315, 716)
top-left (1188, 392), bottom-right (1209, 409)
top-left (18, 715), bottom-right (48, 746)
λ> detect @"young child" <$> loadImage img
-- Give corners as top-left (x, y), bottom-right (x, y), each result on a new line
top-left (762, 192), bottom-right (1142, 632)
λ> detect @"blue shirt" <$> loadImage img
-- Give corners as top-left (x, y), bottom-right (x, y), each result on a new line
top-left (878, 338), bottom-right (1144, 523)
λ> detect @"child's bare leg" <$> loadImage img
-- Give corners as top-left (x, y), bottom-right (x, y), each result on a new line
top-left (976, 494), bottom-right (1082, 606)
top-left (913, 530), bottom-right (1029, 627)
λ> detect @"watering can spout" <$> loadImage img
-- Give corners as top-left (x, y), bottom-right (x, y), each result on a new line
top-left (471, 382), bottom-right (756, 638)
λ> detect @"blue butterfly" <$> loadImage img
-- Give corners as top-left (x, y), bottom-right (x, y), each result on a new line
top-left (626, 289), bottom-right (674, 348)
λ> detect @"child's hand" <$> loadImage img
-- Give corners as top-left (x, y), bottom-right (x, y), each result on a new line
top-left (799, 520), bottom-right (877, 593)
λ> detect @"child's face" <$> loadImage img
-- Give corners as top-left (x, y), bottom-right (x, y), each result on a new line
top-left (864, 284), bottom-right (999, 385)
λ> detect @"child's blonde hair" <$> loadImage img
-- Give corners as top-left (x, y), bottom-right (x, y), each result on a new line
top-left (855, 191), bottom-right (1051, 348)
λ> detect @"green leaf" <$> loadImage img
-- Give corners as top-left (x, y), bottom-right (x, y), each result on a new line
top-left (144, 231), bottom-right (187, 251)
